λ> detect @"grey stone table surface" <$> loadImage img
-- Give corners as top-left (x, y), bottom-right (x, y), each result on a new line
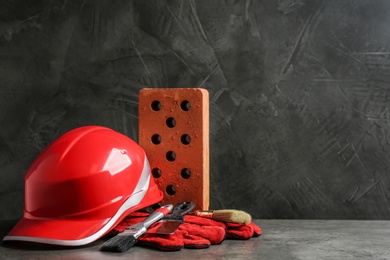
top-left (1, 219), bottom-right (389, 260)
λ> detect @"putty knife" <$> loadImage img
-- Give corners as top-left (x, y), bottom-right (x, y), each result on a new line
top-left (149, 201), bottom-right (195, 234)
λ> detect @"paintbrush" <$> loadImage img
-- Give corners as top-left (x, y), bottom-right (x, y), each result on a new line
top-left (192, 209), bottom-right (252, 224)
top-left (100, 204), bottom-right (173, 253)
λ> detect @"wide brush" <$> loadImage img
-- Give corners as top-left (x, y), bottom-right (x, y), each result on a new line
top-left (100, 204), bottom-right (173, 253)
top-left (192, 209), bottom-right (252, 224)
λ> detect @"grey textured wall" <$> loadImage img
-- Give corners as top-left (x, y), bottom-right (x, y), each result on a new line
top-left (1, 0), bottom-right (390, 220)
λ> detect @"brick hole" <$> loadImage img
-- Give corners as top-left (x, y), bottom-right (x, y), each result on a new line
top-left (166, 185), bottom-right (176, 196)
top-left (181, 168), bottom-right (191, 179)
top-left (166, 117), bottom-right (176, 128)
top-left (180, 100), bottom-right (191, 111)
top-left (151, 100), bottom-right (161, 111)
top-left (166, 151), bottom-right (176, 162)
top-left (181, 134), bottom-right (191, 145)
top-left (151, 134), bottom-right (161, 144)
top-left (152, 168), bottom-right (162, 178)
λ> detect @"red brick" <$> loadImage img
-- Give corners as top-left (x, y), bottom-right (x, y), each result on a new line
top-left (139, 88), bottom-right (209, 210)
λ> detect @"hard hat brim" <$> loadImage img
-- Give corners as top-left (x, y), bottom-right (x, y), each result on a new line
top-left (3, 184), bottom-right (163, 246)
top-left (3, 215), bottom-right (113, 246)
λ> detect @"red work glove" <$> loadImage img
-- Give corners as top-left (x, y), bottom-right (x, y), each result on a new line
top-left (225, 222), bottom-right (262, 239)
top-left (110, 212), bottom-right (226, 251)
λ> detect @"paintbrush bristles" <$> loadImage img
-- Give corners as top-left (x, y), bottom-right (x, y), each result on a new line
top-left (100, 235), bottom-right (137, 252)
top-left (194, 209), bottom-right (252, 224)
top-left (212, 210), bottom-right (252, 224)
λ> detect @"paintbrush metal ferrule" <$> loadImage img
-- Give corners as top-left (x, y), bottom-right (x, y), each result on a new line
top-left (119, 226), bottom-right (147, 239)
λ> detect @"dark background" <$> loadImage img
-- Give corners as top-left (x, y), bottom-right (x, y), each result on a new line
top-left (1, 0), bottom-right (390, 220)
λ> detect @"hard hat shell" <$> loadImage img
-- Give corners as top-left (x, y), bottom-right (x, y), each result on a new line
top-left (3, 126), bottom-right (163, 246)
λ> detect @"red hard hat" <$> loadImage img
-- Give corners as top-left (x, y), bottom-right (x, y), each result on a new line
top-left (3, 126), bottom-right (163, 246)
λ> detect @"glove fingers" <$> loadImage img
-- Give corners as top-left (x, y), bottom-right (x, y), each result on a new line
top-left (138, 232), bottom-right (185, 251)
top-left (226, 222), bottom-right (254, 240)
top-left (136, 240), bottom-right (183, 251)
top-left (142, 228), bottom-right (210, 250)
top-left (249, 222), bottom-right (262, 237)
top-left (179, 222), bottom-right (226, 245)
top-left (182, 233), bottom-right (211, 249)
